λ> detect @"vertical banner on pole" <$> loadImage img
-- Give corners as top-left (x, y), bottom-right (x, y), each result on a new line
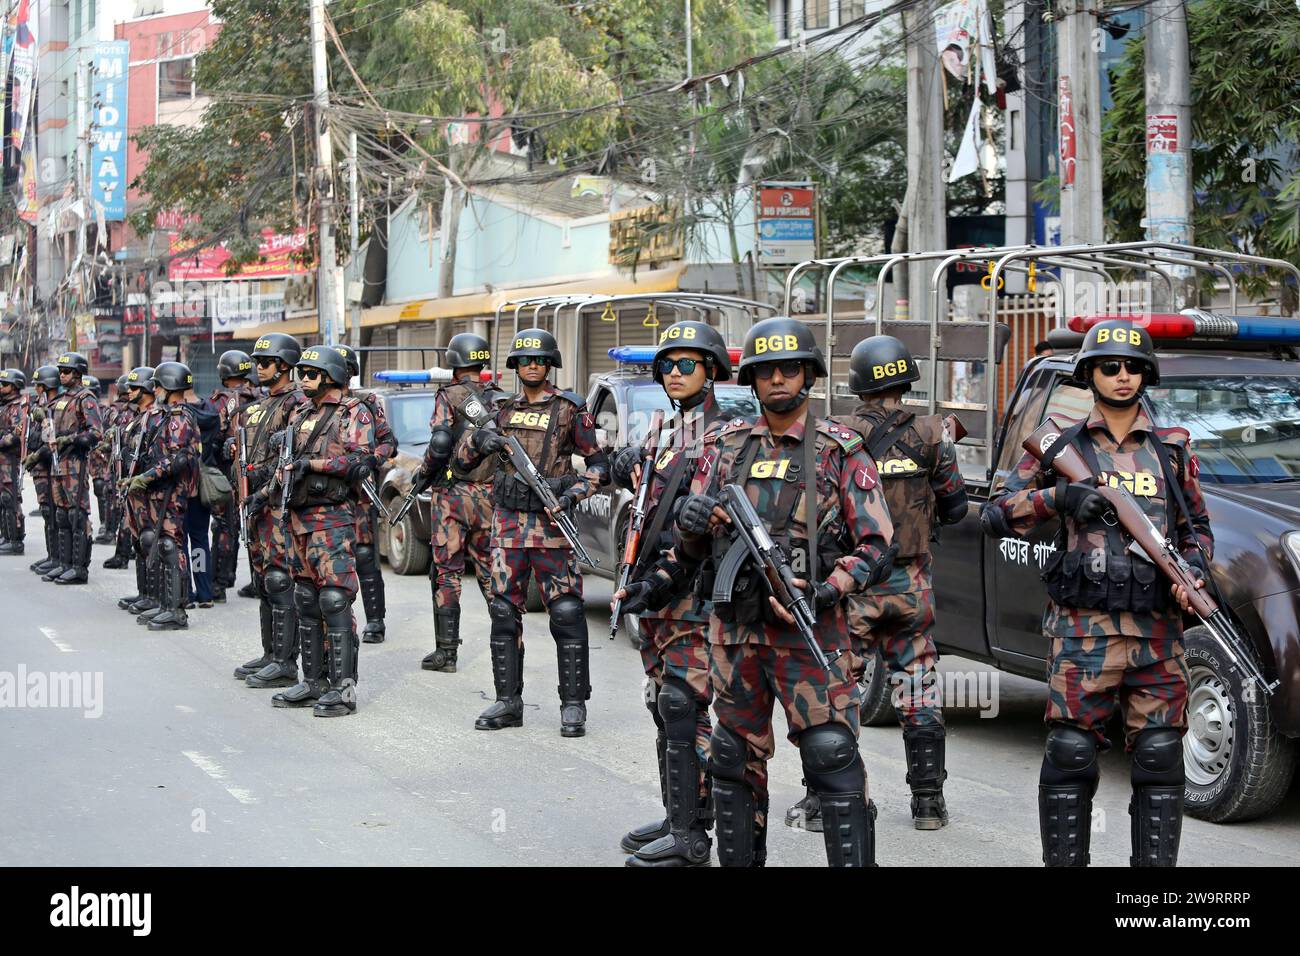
top-left (90, 41), bottom-right (130, 221)
top-left (9, 0), bottom-right (37, 151)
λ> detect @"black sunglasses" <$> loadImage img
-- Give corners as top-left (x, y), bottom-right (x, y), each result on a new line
top-left (1096, 359), bottom-right (1148, 377)
top-left (516, 355), bottom-right (549, 368)
top-left (751, 360), bottom-right (805, 381)
top-left (298, 368), bottom-right (323, 380)
top-left (255, 357), bottom-right (279, 369)
top-left (656, 357), bottom-right (702, 377)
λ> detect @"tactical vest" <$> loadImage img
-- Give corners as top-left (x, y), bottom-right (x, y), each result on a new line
top-left (492, 389), bottom-right (582, 511)
top-left (52, 387), bottom-right (94, 456)
top-left (841, 406), bottom-right (941, 559)
top-left (439, 380), bottom-right (496, 485)
top-left (287, 401), bottom-right (353, 508)
top-left (243, 388), bottom-right (301, 476)
top-left (1040, 421), bottom-right (1181, 615)
top-left (701, 420), bottom-right (852, 627)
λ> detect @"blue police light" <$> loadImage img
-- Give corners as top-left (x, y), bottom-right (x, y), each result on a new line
top-left (608, 346), bottom-right (658, 364)
top-left (1068, 310), bottom-right (1300, 344)
top-left (373, 369), bottom-right (448, 383)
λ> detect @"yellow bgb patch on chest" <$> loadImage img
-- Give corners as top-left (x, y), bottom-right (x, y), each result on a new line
top-left (508, 411), bottom-right (550, 428)
top-left (876, 457), bottom-right (920, 475)
top-left (56, 400), bottom-right (69, 411)
top-left (299, 419), bottom-right (317, 434)
top-left (1096, 470), bottom-right (1158, 497)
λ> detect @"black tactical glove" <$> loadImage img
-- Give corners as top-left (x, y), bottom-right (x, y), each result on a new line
top-left (471, 428), bottom-right (506, 455)
top-left (863, 543), bottom-right (899, 589)
top-left (552, 488), bottom-right (578, 514)
top-left (289, 458), bottom-right (313, 481)
top-left (677, 493), bottom-right (719, 536)
top-left (611, 446), bottom-right (647, 490)
top-left (812, 580), bottom-right (841, 613)
top-left (1062, 482), bottom-right (1109, 524)
top-left (619, 580), bottom-right (657, 616)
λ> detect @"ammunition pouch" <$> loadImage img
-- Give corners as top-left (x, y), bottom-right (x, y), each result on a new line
top-left (492, 471), bottom-right (575, 513)
top-left (1043, 546), bottom-right (1169, 614)
top-left (289, 472), bottom-right (352, 509)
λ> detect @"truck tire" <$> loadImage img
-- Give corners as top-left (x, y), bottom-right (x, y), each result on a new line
top-left (857, 643), bottom-right (897, 727)
top-left (1182, 625), bottom-right (1297, 823)
top-left (387, 505), bottom-right (431, 576)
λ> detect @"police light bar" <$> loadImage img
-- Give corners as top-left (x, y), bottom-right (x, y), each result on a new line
top-left (1066, 311), bottom-right (1300, 343)
top-left (373, 369), bottom-right (499, 384)
top-left (608, 346), bottom-right (743, 365)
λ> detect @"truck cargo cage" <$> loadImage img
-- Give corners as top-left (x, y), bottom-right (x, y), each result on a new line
top-left (783, 241), bottom-right (1300, 479)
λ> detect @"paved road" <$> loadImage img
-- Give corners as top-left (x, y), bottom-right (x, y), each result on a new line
top-left (2, 502), bottom-right (1297, 866)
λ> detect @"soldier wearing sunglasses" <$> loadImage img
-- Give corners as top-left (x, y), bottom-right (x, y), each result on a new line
top-left (608, 320), bottom-right (736, 866)
top-left (982, 319), bottom-right (1213, 867)
top-left (654, 316), bottom-right (896, 866)
top-left (455, 327), bottom-right (609, 737)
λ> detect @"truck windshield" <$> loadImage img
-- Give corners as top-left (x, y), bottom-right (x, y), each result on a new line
top-left (383, 393), bottom-right (438, 447)
top-left (1146, 376), bottom-right (1300, 484)
top-left (627, 384), bottom-right (759, 445)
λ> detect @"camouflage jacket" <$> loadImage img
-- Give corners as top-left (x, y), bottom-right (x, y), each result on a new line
top-left (838, 396), bottom-right (965, 595)
top-left (279, 393), bottom-right (378, 534)
top-left (354, 391), bottom-right (397, 462)
top-left (0, 393), bottom-right (26, 463)
top-left (229, 379), bottom-right (308, 494)
top-left (989, 402), bottom-right (1213, 639)
top-left (455, 381), bottom-right (604, 549)
top-left (50, 384), bottom-right (104, 466)
top-left (143, 402), bottom-right (200, 500)
top-left (26, 391), bottom-right (60, 476)
top-left (210, 382), bottom-right (262, 439)
top-left (669, 409), bottom-right (895, 649)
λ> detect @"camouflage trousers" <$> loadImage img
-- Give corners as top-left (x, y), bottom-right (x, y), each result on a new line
top-left (290, 523), bottom-right (359, 596)
top-left (710, 642), bottom-right (860, 818)
top-left (355, 504), bottom-right (377, 547)
top-left (31, 471), bottom-right (52, 507)
top-left (490, 545), bottom-right (581, 624)
top-left (431, 482), bottom-right (492, 608)
top-left (1, 459), bottom-right (24, 537)
top-left (249, 507), bottom-right (292, 577)
top-left (848, 588), bottom-right (943, 729)
top-left (1046, 634), bottom-right (1188, 751)
top-left (210, 494), bottom-right (237, 585)
top-left (51, 457), bottom-right (92, 511)
top-left (640, 618), bottom-right (713, 792)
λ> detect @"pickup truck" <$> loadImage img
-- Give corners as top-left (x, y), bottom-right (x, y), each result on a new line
top-left (877, 330), bottom-right (1300, 823)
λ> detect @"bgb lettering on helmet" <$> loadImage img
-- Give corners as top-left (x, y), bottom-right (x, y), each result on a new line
top-left (873, 359), bottom-right (909, 379)
top-left (753, 334), bottom-right (799, 355)
top-left (302, 349), bottom-right (321, 360)
top-left (255, 339), bottom-right (272, 351)
top-left (660, 325), bottom-right (698, 343)
top-left (508, 411), bottom-right (550, 428)
top-left (239, 361), bottom-right (252, 371)
top-left (1095, 327), bottom-right (1143, 346)
top-left (514, 337), bottom-right (543, 349)
top-left (468, 350), bottom-right (491, 361)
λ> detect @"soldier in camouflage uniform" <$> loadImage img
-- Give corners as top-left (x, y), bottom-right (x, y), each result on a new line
top-left (787, 335), bottom-right (968, 833)
top-left (610, 321), bottom-right (737, 867)
top-left (123, 362), bottom-right (201, 631)
top-left (208, 350), bottom-right (261, 601)
top-left (90, 379), bottom-right (117, 546)
top-left (982, 319), bottom-right (1212, 867)
top-left (659, 317), bottom-right (897, 867)
top-left (454, 327), bottom-right (609, 737)
top-left (268, 346), bottom-right (377, 717)
top-left (335, 343), bottom-right (398, 644)
top-left (236, 334), bottom-right (309, 686)
top-left (415, 332), bottom-right (496, 673)
top-left (0, 369), bottom-right (28, 555)
top-left (100, 378), bottom-right (135, 566)
top-left (25, 367), bottom-right (63, 574)
top-left (40, 352), bottom-right (104, 585)
top-left (116, 368), bottom-right (161, 614)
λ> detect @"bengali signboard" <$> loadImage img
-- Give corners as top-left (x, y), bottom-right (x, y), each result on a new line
top-left (168, 229), bottom-right (311, 281)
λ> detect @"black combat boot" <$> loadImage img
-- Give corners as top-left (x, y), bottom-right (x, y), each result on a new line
top-left (31, 505), bottom-right (58, 573)
top-left (314, 587), bottom-right (359, 717)
top-left (245, 570), bottom-right (298, 687)
top-left (54, 511), bottom-right (91, 584)
top-left (272, 584), bottom-right (326, 707)
top-left (1039, 724), bottom-right (1098, 867)
top-left (237, 581), bottom-right (257, 599)
top-left (357, 545), bottom-right (385, 644)
top-left (235, 596), bottom-right (275, 679)
top-left (476, 599), bottom-right (525, 730)
top-left (0, 503), bottom-right (22, 555)
top-left (784, 783), bottom-right (823, 832)
top-left (119, 545), bottom-right (149, 608)
top-left (621, 726), bottom-right (670, 853)
top-left (550, 595), bottom-right (590, 738)
top-left (103, 528), bottom-right (131, 569)
top-left (147, 538), bottom-right (189, 630)
top-left (627, 686), bottom-right (712, 867)
top-left (133, 554), bottom-right (166, 621)
top-left (903, 725), bottom-right (949, 830)
top-left (422, 604), bottom-right (462, 672)
top-left (42, 508), bottom-right (72, 581)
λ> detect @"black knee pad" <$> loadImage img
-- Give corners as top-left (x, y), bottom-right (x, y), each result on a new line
top-left (548, 593), bottom-right (584, 628)
top-left (138, 529), bottom-right (157, 554)
top-left (319, 586), bottom-right (353, 628)
top-left (294, 581), bottom-right (321, 617)
top-left (1041, 723), bottom-right (1100, 787)
top-left (355, 544), bottom-right (377, 572)
top-left (1132, 728), bottom-right (1184, 788)
top-left (264, 567), bottom-right (293, 599)
top-left (0, 490), bottom-right (12, 510)
top-left (489, 596), bottom-right (520, 623)
top-left (708, 723), bottom-right (748, 784)
top-left (158, 535), bottom-right (178, 559)
top-left (94, 479), bottom-right (107, 499)
top-left (656, 678), bottom-right (697, 742)
top-left (799, 723), bottom-right (865, 794)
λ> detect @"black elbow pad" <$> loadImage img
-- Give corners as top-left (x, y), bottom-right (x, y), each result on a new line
top-left (429, 426), bottom-right (455, 460)
top-left (979, 501), bottom-right (1011, 539)
top-left (936, 488), bottom-right (969, 526)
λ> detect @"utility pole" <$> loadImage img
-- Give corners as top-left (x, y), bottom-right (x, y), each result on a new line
top-left (1055, 0), bottom-right (1104, 309)
top-left (1143, 0), bottom-right (1194, 309)
top-left (894, 0), bottom-right (946, 325)
top-left (348, 129), bottom-right (360, 349)
top-left (310, 0), bottom-right (341, 346)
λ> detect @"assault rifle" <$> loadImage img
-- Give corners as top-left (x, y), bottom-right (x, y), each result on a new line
top-left (17, 397), bottom-right (29, 485)
top-left (716, 482), bottom-right (837, 673)
top-left (462, 402), bottom-right (597, 566)
top-left (277, 423), bottom-right (295, 519)
top-left (388, 472), bottom-right (432, 526)
top-left (1024, 417), bottom-right (1278, 697)
top-left (360, 476), bottom-right (387, 520)
top-left (609, 411), bottom-right (665, 640)
top-left (235, 426), bottom-right (251, 546)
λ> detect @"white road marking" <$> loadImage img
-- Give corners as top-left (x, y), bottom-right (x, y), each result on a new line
top-left (181, 750), bottom-right (259, 805)
top-left (39, 627), bottom-right (74, 653)
top-left (175, 705), bottom-right (196, 714)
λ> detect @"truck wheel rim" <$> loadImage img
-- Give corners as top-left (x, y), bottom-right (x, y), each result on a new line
top-left (858, 650), bottom-right (878, 702)
top-left (390, 520), bottom-right (407, 565)
top-left (1185, 663), bottom-right (1234, 787)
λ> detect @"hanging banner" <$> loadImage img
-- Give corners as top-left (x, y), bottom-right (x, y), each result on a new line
top-left (16, 134), bottom-right (38, 224)
top-left (90, 41), bottom-right (130, 221)
top-left (9, 0), bottom-right (37, 152)
top-left (168, 228), bottom-right (311, 280)
top-left (1058, 77), bottom-right (1077, 188)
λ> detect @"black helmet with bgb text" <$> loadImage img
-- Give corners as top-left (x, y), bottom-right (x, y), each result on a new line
top-left (1072, 319), bottom-right (1160, 386)
top-left (849, 335), bottom-right (921, 395)
top-left (217, 349), bottom-right (254, 381)
top-left (446, 332), bottom-right (492, 369)
top-left (736, 316), bottom-right (826, 386)
top-left (506, 328), bottom-right (561, 369)
top-left (652, 321), bottom-right (732, 383)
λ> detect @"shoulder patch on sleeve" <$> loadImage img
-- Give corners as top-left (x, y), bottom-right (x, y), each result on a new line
top-left (720, 416), bottom-right (751, 436)
top-left (854, 459), bottom-right (879, 492)
top-left (1156, 426), bottom-right (1191, 447)
top-left (818, 420), bottom-right (863, 455)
